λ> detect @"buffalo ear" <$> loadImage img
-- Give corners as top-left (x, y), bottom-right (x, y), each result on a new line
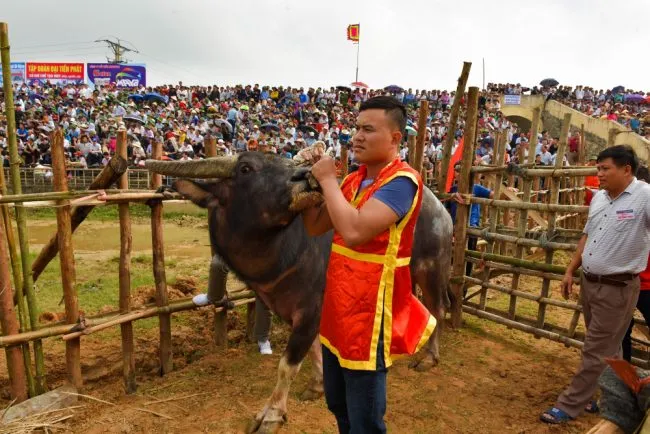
top-left (173, 180), bottom-right (222, 209)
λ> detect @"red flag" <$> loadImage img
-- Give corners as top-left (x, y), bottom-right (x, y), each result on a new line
top-left (445, 137), bottom-right (464, 193)
top-left (347, 24), bottom-right (360, 42)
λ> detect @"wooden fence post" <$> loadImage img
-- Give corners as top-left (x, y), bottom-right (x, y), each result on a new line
top-left (0, 209), bottom-right (27, 402)
top-left (529, 108), bottom-right (541, 203)
top-left (1, 21), bottom-right (47, 395)
top-left (51, 129), bottom-right (82, 389)
top-left (450, 86), bottom-right (479, 328)
top-left (478, 132), bottom-right (507, 309)
top-left (407, 135), bottom-right (416, 167)
top-left (438, 62), bottom-right (471, 190)
top-left (204, 136), bottom-right (230, 346)
top-left (537, 113), bottom-right (571, 329)
top-left (117, 130), bottom-right (136, 393)
top-left (413, 100), bottom-right (429, 173)
top-left (150, 140), bottom-right (173, 375)
top-left (341, 146), bottom-right (349, 177)
top-left (0, 154), bottom-right (34, 397)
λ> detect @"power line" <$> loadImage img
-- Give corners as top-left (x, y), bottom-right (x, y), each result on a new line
top-left (12, 40), bottom-right (95, 50)
top-left (12, 46), bottom-right (104, 56)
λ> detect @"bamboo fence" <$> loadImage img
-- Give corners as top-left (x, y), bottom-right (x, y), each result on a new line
top-left (0, 24), bottom-right (257, 401)
top-left (442, 104), bottom-right (650, 368)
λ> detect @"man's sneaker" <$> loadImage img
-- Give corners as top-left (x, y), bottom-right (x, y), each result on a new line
top-left (258, 340), bottom-right (273, 355)
top-left (192, 293), bottom-right (210, 306)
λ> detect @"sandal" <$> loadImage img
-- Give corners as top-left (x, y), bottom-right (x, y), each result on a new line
top-left (584, 400), bottom-right (599, 414)
top-left (540, 407), bottom-right (574, 424)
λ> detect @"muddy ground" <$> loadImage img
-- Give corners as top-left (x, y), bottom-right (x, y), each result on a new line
top-left (0, 210), bottom-right (601, 433)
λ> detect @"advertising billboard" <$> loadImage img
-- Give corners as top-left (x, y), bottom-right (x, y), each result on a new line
top-left (0, 62), bottom-right (26, 85)
top-left (87, 63), bottom-right (146, 88)
top-left (25, 62), bottom-right (85, 85)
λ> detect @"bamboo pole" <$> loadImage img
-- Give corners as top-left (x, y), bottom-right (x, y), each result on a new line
top-left (116, 130), bottom-right (136, 394)
top-left (450, 86), bottom-right (479, 328)
top-left (462, 305), bottom-right (584, 348)
top-left (537, 113), bottom-right (571, 330)
top-left (466, 257), bottom-right (578, 283)
top-left (407, 135), bottom-right (416, 167)
top-left (1, 21), bottom-right (47, 395)
top-left (466, 228), bottom-right (576, 251)
top-left (51, 129), bottom-right (82, 389)
top-left (464, 277), bottom-right (581, 311)
top-left (204, 137), bottom-right (229, 347)
top-left (508, 168), bottom-right (532, 319)
top-left (0, 292), bottom-right (255, 347)
top-left (341, 145), bottom-right (349, 177)
top-left (529, 109), bottom-right (542, 204)
top-left (149, 140), bottom-right (173, 375)
top-left (0, 189), bottom-right (135, 205)
top-left (31, 156), bottom-right (128, 282)
top-left (0, 147), bottom-right (34, 397)
top-left (0, 209), bottom-right (28, 402)
top-left (468, 197), bottom-right (589, 213)
top-left (62, 295), bottom-right (255, 342)
top-left (204, 135), bottom-right (217, 158)
top-left (478, 132), bottom-right (506, 309)
top-left (438, 61), bottom-right (471, 189)
top-left (413, 100), bottom-right (429, 173)
top-left (465, 250), bottom-right (577, 276)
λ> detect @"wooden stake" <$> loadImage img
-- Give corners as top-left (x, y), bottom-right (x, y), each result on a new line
top-left (478, 132), bottom-right (507, 309)
top-left (31, 156), bottom-right (127, 282)
top-left (204, 135), bottom-right (217, 158)
top-left (537, 113), bottom-right (571, 329)
top-left (341, 145), bottom-right (349, 177)
top-left (1, 21), bottom-right (47, 395)
top-left (0, 149), bottom-right (34, 397)
top-left (407, 135), bottom-right (416, 167)
top-left (50, 129), bottom-right (82, 389)
top-left (413, 100), bottom-right (429, 173)
top-left (438, 62), bottom-right (471, 190)
top-left (150, 140), bottom-right (173, 375)
top-left (115, 131), bottom-right (136, 394)
top-left (450, 86), bottom-right (479, 328)
top-left (0, 211), bottom-right (27, 402)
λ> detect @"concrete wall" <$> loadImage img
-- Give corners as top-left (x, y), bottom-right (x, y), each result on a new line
top-left (500, 95), bottom-right (650, 162)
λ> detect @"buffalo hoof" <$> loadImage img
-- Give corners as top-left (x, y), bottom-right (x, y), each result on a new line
top-left (245, 409), bottom-right (286, 434)
top-left (408, 356), bottom-right (439, 372)
top-left (300, 387), bottom-right (324, 401)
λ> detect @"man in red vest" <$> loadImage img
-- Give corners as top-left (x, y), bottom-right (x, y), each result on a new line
top-left (303, 96), bottom-right (435, 433)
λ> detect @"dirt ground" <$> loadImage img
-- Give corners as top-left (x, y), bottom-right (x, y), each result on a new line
top-left (0, 214), bottom-right (602, 433)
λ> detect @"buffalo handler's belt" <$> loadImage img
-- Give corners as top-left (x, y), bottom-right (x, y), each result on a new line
top-left (583, 272), bottom-right (639, 287)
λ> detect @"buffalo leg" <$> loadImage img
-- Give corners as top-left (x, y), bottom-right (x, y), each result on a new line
top-left (409, 262), bottom-right (448, 371)
top-left (300, 337), bottom-right (324, 401)
top-left (247, 315), bottom-right (317, 434)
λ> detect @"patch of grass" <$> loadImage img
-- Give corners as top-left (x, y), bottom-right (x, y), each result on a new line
top-left (23, 203), bottom-right (207, 222)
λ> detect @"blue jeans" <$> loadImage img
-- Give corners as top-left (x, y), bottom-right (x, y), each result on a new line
top-left (322, 334), bottom-right (387, 434)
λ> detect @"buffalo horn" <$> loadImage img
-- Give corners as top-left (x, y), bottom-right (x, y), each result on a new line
top-left (144, 156), bottom-right (237, 178)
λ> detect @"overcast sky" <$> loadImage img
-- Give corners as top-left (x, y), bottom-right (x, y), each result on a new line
top-left (3, 0), bottom-right (648, 91)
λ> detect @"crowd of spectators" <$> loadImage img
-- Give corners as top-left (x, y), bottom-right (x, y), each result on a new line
top-left (0, 81), bottom-right (647, 181)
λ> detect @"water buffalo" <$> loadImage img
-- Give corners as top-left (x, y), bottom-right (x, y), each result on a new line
top-left (146, 152), bottom-right (452, 433)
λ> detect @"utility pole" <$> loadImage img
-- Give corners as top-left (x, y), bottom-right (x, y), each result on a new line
top-left (95, 38), bottom-right (138, 64)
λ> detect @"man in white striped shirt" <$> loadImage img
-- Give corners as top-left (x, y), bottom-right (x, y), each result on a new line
top-left (541, 145), bottom-right (650, 424)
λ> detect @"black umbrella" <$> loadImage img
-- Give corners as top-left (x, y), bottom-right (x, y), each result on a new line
top-left (612, 85), bottom-right (625, 94)
top-left (539, 78), bottom-right (559, 87)
top-left (260, 123), bottom-right (280, 131)
top-left (336, 85), bottom-right (351, 92)
top-left (297, 124), bottom-right (318, 135)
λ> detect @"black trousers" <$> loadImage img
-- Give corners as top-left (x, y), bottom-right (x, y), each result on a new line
top-left (622, 290), bottom-right (650, 362)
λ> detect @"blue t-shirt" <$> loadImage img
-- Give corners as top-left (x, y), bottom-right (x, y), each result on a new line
top-left (447, 184), bottom-right (492, 226)
top-left (358, 177), bottom-right (417, 220)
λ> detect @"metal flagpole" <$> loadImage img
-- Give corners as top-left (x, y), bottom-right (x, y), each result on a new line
top-left (355, 23), bottom-right (360, 82)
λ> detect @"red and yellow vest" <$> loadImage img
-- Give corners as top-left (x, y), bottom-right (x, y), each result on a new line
top-left (320, 158), bottom-right (437, 370)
